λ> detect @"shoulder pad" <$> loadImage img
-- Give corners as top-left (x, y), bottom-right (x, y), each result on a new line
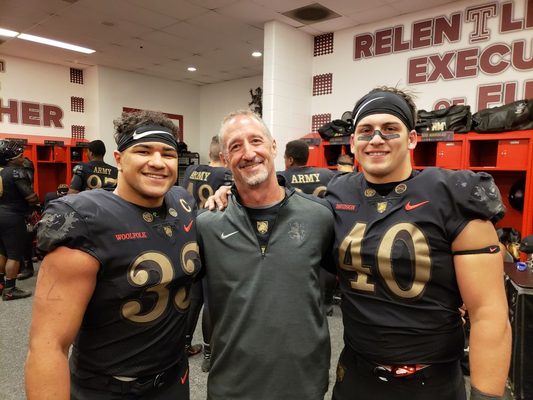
top-left (73, 164), bottom-right (84, 175)
top-left (450, 170), bottom-right (506, 223)
top-left (168, 186), bottom-right (197, 211)
top-left (37, 199), bottom-right (89, 254)
top-left (12, 167), bottom-right (28, 180)
top-left (277, 172), bottom-right (288, 187)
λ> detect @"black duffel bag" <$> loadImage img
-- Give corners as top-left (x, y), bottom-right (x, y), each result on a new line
top-left (318, 111), bottom-right (354, 140)
top-left (472, 100), bottom-right (533, 133)
top-left (416, 105), bottom-right (472, 133)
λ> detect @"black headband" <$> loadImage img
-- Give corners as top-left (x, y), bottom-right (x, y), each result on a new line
top-left (117, 124), bottom-right (178, 152)
top-left (352, 91), bottom-right (415, 131)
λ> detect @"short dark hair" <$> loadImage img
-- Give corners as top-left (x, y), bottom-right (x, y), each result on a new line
top-left (113, 110), bottom-right (178, 146)
top-left (368, 86), bottom-right (417, 126)
top-left (285, 140), bottom-right (309, 165)
top-left (88, 140), bottom-right (106, 157)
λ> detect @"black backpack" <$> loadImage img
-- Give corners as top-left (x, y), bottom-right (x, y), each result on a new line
top-left (416, 105), bottom-right (472, 133)
top-left (472, 100), bottom-right (533, 133)
top-left (317, 111), bottom-right (354, 140)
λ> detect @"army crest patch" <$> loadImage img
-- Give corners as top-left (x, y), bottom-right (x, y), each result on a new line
top-left (143, 212), bottom-right (154, 223)
top-left (376, 202), bottom-right (388, 213)
top-left (256, 221), bottom-right (268, 234)
top-left (163, 225), bottom-right (173, 237)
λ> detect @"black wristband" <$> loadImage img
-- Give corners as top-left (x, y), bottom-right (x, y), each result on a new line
top-left (470, 386), bottom-right (503, 400)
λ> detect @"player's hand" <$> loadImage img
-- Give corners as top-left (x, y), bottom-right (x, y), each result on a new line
top-left (206, 185), bottom-right (231, 211)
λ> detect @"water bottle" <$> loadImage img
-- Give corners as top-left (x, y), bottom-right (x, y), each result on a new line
top-left (516, 261), bottom-right (528, 271)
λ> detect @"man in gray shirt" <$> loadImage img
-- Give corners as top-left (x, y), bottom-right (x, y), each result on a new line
top-left (197, 110), bottom-right (334, 400)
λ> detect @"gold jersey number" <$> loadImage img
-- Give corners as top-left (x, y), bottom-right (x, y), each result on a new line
top-left (186, 182), bottom-right (214, 209)
top-left (86, 174), bottom-right (117, 190)
top-left (121, 244), bottom-right (199, 323)
top-left (339, 222), bottom-right (432, 300)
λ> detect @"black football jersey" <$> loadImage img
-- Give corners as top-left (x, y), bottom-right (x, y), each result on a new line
top-left (181, 164), bottom-right (232, 208)
top-left (325, 167), bottom-right (504, 364)
top-left (37, 187), bottom-right (201, 376)
top-left (278, 166), bottom-right (336, 198)
top-left (70, 160), bottom-right (118, 191)
top-left (0, 166), bottom-right (34, 215)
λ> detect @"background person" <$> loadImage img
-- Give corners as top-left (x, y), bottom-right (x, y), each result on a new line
top-left (278, 139), bottom-right (336, 198)
top-left (0, 140), bottom-right (39, 300)
top-left (327, 87), bottom-right (511, 400)
top-left (43, 183), bottom-right (69, 208)
top-left (25, 111), bottom-right (200, 400)
top-left (68, 139), bottom-right (118, 193)
top-left (197, 110), bottom-right (334, 400)
top-left (336, 154), bottom-right (354, 173)
top-left (17, 155), bottom-right (39, 280)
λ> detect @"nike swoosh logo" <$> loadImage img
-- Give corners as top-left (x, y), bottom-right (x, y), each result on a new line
top-left (489, 247), bottom-right (498, 253)
top-left (180, 368), bottom-right (188, 385)
top-left (405, 200), bottom-right (429, 211)
top-left (221, 231), bottom-right (239, 239)
top-left (183, 220), bottom-right (193, 232)
top-left (132, 130), bottom-right (173, 140)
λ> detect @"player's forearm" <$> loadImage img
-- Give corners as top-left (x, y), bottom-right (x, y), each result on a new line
top-left (468, 316), bottom-right (511, 396)
top-left (26, 347), bottom-right (71, 400)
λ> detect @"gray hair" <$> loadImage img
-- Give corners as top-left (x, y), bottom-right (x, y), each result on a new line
top-left (218, 110), bottom-right (272, 155)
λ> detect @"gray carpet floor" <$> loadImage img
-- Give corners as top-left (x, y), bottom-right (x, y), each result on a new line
top-left (0, 263), bottom-right (515, 400)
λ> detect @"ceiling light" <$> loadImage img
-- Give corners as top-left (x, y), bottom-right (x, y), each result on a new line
top-left (187, 66), bottom-right (197, 72)
top-left (252, 51), bottom-right (262, 57)
top-left (0, 28), bottom-right (19, 37)
top-left (18, 33), bottom-right (95, 54)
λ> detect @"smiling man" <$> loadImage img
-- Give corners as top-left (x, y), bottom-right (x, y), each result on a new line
top-left (25, 111), bottom-right (200, 400)
top-left (326, 87), bottom-right (511, 400)
top-left (197, 110), bottom-right (335, 400)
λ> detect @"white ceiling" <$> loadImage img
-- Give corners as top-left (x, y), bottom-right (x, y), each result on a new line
top-left (0, 0), bottom-right (460, 85)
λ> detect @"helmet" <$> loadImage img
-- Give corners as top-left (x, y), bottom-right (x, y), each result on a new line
top-left (0, 140), bottom-right (24, 165)
top-left (509, 178), bottom-right (525, 211)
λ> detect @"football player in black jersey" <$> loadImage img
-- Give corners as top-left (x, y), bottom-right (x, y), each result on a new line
top-left (18, 156), bottom-right (38, 280)
top-left (279, 139), bottom-right (336, 198)
top-left (327, 87), bottom-right (511, 400)
top-left (0, 140), bottom-right (39, 300)
top-left (182, 135), bottom-right (232, 208)
top-left (181, 135), bottom-right (231, 371)
top-left (68, 139), bottom-right (118, 193)
top-left (26, 111), bottom-right (200, 400)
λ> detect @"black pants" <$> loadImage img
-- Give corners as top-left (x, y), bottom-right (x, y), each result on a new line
top-left (70, 359), bottom-right (189, 400)
top-left (0, 213), bottom-right (26, 259)
top-left (332, 346), bottom-right (466, 400)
